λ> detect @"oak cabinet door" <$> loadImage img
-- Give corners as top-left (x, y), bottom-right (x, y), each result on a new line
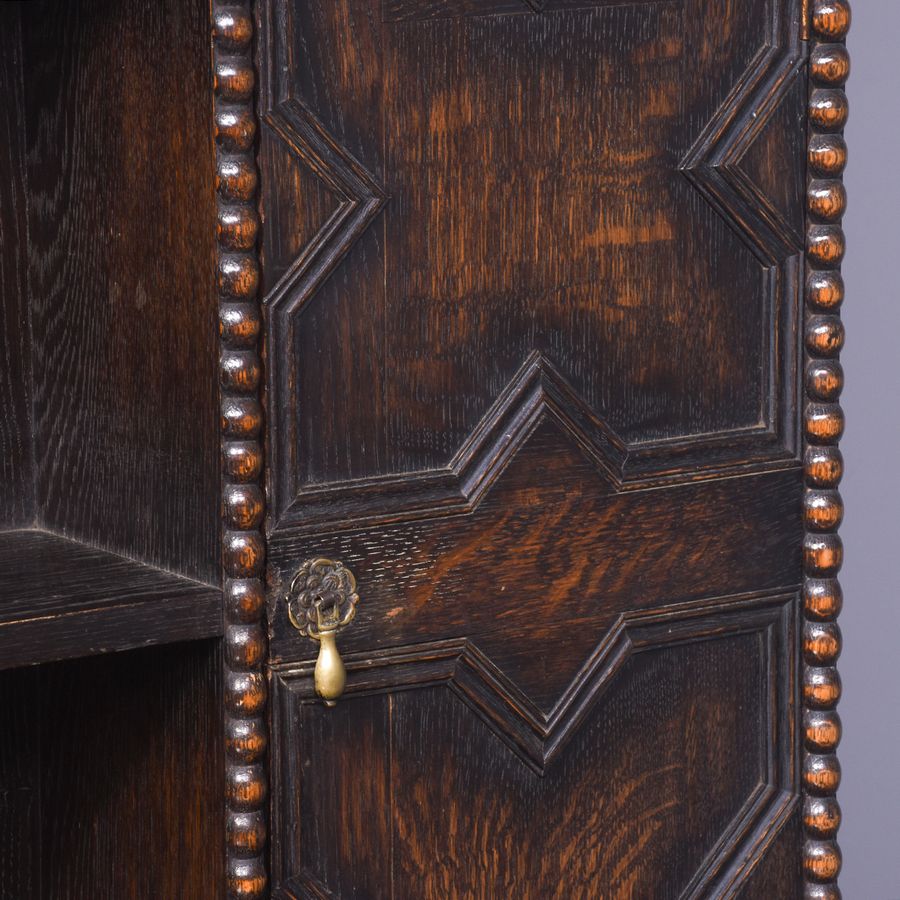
top-left (235, 1), bottom-right (850, 895)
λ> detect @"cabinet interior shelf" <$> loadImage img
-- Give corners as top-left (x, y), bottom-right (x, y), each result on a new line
top-left (0, 530), bottom-right (222, 670)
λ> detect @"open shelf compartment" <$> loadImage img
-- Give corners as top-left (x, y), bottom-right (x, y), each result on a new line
top-left (0, 0), bottom-right (222, 667)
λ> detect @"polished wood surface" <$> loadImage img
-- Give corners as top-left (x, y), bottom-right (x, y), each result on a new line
top-left (213, 2), bottom-right (270, 896)
top-left (0, 0), bottom-right (851, 895)
top-left (801, 3), bottom-right (851, 897)
top-left (258, 0), bottom-right (824, 895)
top-left (262, 0), bottom-right (804, 523)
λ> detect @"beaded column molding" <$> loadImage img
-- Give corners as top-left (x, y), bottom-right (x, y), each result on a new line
top-left (214, 3), bottom-right (269, 898)
top-left (803, 2), bottom-right (850, 897)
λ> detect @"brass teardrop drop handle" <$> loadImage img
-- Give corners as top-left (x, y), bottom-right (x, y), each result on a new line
top-left (285, 558), bottom-right (359, 706)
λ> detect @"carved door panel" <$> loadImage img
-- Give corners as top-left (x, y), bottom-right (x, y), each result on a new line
top-left (247, 0), bottom-right (847, 896)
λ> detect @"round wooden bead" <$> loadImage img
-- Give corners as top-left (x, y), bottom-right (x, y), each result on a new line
top-left (223, 441), bottom-right (263, 482)
top-left (220, 302), bottom-right (261, 348)
top-left (226, 716), bottom-right (269, 764)
top-left (805, 316), bottom-right (844, 357)
top-left (807, 225), bottom-right (846, 267)
top-left (226, 810), bottom-right (268, 858)
top-left (224, 484), bottom-right (265, 530)
top-left (804, 753), bottom-right (842, 795)
top-left (809, 90), bottom-right (849, 132)
top-left (805, 446), bottom-right (843, 488)
top-left (810, 45), bottom-right (850, 87)
top-left (804, 533), bottom-right (843, 577)
top-left (227, 857), bottom-right (267, 900)
top-left (225, 670), bottom-right (268, 716)
top-left (807, 181), bottom-right (847, 223)
top-left (221, 350), bottom-right (262, 394)
top-left (226, 764), bottom-right (268, 811)
top-left (803, 666), bottom-right (843, 709)
top-left (804, 578), bottom-right (843, 621)
top-left (226, 623), bottom-right (268, 669)
top-left (219, 205), bottom-right (259, 251)
top-left (811, 1), bottom-right (852, 40)
top-left (806, 360), bottom-right (843, 401)
top-left (806, 270), bottom-right (844, 310)
top-left (216, 59), bottom-right (255, 102)
top-left (805, 404), bottom-right (844, 444)
top-left (808, 134), bottom-right (847, 178)
top-left (804, 885), bottom-right (842, 900)
top-left (804, 489), bottom-right (843, 531)
top-left (804, 622), bottom-right (842, 665)
top-left (223, 530), bottom-right (266, 578)
top-left (222, 397), bottom-right (263, 439)
top-left (217, 155), bottom-right (258, 202)
top-left (216, 104), bottom-right (257, 152)
top-left (804, 795), bottom-right (842, 839)
top-left (804, 839), bottom-right (842, 882)
top-left (213, 9), bottom-right (253, 51)
top-left (804, 709), bottom-right (842, 753)
top-left (225, 578), bottom-right (266, 623)
top-left (218, 253), bottom-right (260, 300)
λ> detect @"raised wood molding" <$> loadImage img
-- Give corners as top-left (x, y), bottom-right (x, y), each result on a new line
top-left (244, 2), bottom-right (845, 894)
top-left (258, 0), bottom-right (804, 534)
top-left (213, 3), bottom-right (269, 897)
top-left (273, 590), bottom-right (796, 772)
top-left (801, 2), bottom-right (851, 895)
top-left (272, 589), bottom-right (799, 895)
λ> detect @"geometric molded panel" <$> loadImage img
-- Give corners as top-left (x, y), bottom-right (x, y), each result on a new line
top-left (274, 590), bottom-right (796, 772)
top-left (271, 591), bottom-right (797, 897)
top-left (259, 0), bottom-right (806, 532)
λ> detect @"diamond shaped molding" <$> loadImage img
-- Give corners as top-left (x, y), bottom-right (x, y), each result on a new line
top-left (260, 98), bottom-right (387, 311)
top-left (681, 31), bottom-right (806, 264)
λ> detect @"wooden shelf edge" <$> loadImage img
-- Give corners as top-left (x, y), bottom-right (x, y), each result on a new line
top-left (0, 586), bottom-right (223, 671)
top-left (0, 530), bottom-right (223, 669)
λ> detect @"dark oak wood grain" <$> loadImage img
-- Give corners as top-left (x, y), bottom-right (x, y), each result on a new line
top-left (260, 0), bottom-right (813, 894)
top-left (260, 0), bottom-right (803, 527)
top-left (20, 0), bottom-right (219, 584)
top-left (0, 6), bottom-right (33, 529)
top-left (735, 810), bottom-right (805, 899)
top-left (0, 641), bottom-right (224, 900)
top-left (270, 424), bottom-right (803, 715)
top-left (0, 0), bottom-right (847, 893)
top-left (0, 0), bottom-right (225, 669)
top-left (0, 667), bottom-right (40, 900)
top-left (273, 620), bottom-right (793, 897)
top-left (0, 531), bottom-right (221, 671)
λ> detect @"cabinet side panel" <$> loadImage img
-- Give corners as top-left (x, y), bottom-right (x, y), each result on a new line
top-left (22, 0), bottom-right (219, 582)
top-left (0, 6), bottom-right (34, 529)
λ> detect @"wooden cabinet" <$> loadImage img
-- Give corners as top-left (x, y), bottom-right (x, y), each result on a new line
top-left (0, 0), bottom-right (224, 894)
top-left (0, 0), bottom-right (852, 896)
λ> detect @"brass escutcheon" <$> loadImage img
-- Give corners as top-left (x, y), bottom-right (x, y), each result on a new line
top-left (285, 558), bottom-right (359, 706)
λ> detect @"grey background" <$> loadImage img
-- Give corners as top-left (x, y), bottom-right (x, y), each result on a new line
top-left (833, 3), bottom-right (899, 897)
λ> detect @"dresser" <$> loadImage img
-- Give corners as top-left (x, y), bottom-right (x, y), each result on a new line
top-left (0, 1), bottom-right (852, 897)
